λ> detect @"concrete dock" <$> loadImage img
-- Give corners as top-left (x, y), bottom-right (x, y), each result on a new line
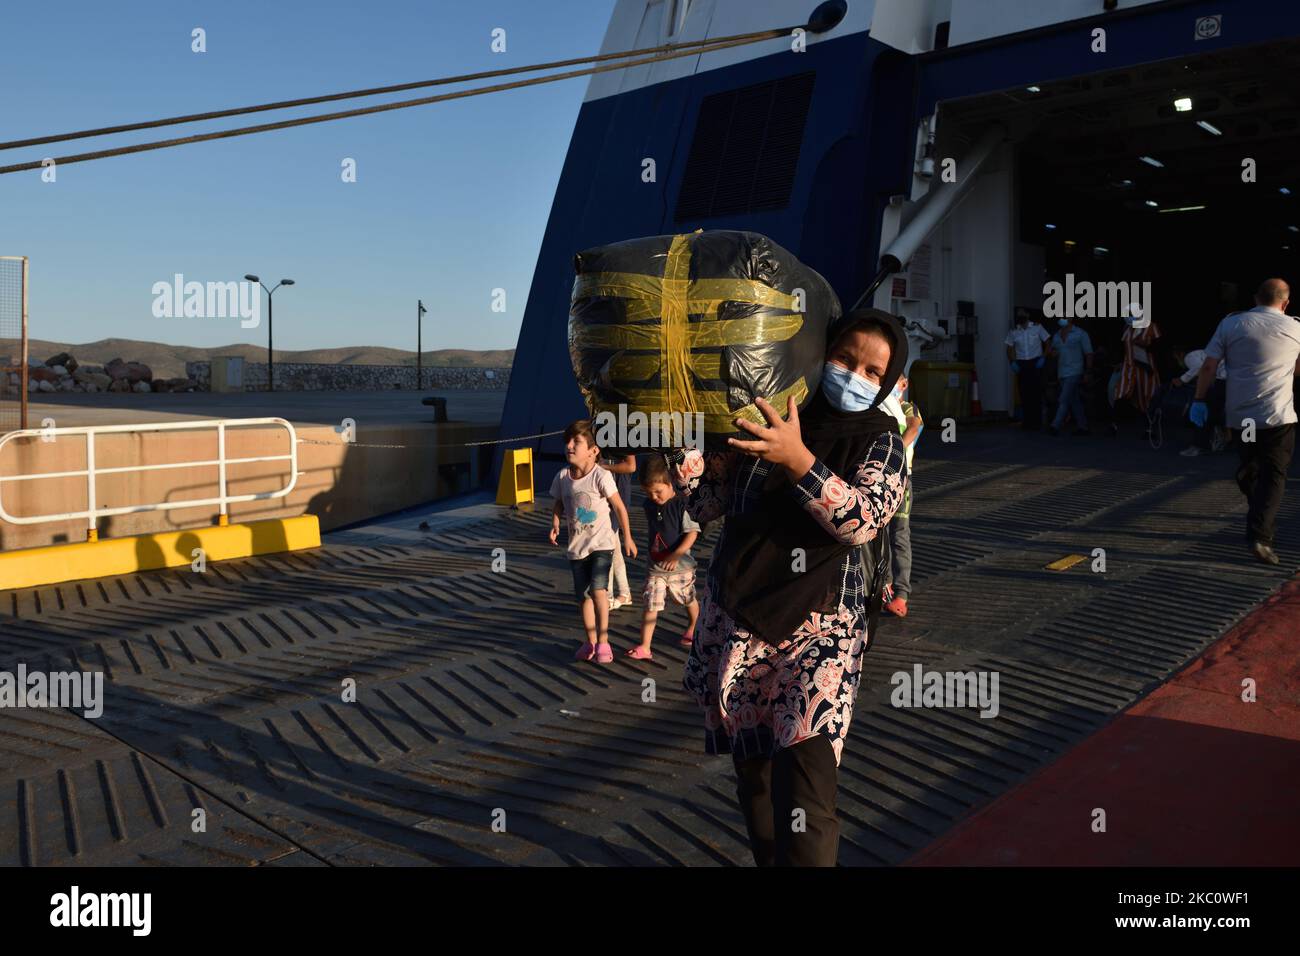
top-left (25, 389), bottom-right (508, 428)
top-left (0, 391), bottom-right (508, 551)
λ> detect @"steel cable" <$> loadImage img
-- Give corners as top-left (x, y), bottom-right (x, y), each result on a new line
top-left (0, 25), bottom-right (802, 176)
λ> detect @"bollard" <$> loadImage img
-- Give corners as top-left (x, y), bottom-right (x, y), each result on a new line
top-left (422, 396), bottom-right (448, 423)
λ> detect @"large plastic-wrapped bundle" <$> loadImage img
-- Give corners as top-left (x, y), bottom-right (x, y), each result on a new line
top-left (568, 230), bottom-right (840, 452)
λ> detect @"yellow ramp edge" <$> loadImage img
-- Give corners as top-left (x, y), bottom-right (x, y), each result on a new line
top-left (1045, 553), bottom-right (1088, 571)
top-left (0, 516), bottom-right (321, 591)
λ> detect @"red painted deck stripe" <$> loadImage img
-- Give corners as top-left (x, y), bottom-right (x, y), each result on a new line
top-left (910, 578), bottom-right (1300, 866)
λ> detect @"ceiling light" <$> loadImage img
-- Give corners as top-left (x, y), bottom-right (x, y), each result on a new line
top-left (1145, 200), bottom-right (1159, 207)
top-left (1281, 187), bottom-right (1292, 195)
top-left (1093, 246), bottom-right (1109, 256)
top-left (1139, 156), bottom-right (1164, 168)
top-left (1045, 223), bottom-right (1056, 230)
top-left (1026, 85), bottom-right (1041, 93)
top-left (1174, 97), bottom-right (1193, 112)
top-left (1157, 205), bottom-right (1207, 213)
top-left (1289, 225), bottom-right (1299, 233)
top-left (1196, 120), bottom-right (1222, 135)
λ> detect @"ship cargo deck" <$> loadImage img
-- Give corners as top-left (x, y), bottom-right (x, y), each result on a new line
top-left (2, 424), bottom-right (1296, 866)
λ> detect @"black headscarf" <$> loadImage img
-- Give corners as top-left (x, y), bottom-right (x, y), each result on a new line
top-left (713, 308), bottom-right (909, 645)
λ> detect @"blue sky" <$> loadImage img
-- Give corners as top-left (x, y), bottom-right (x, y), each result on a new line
top-left (0, 0), bottom-right (616, 352)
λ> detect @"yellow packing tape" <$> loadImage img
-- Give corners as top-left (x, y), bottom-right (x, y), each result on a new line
top-left (571, 232), bottom-right (807, 427)
top-left (570, 313), bottom-right (804, 351)
top-left (618, 378), bottom-right (808, 430)
top-left (662, 234), bottom-right (692, 420)
top-left (609, 351), bottom-right (722, 381)
top-left (700, 378), bottom-right (809, 432)
top-left (571, 274), bottom-right (802, 315)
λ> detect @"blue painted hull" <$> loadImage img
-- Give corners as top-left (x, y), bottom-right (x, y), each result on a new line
top-left (500, 0), bottom-right (1300, 475)
top-left (501, 30), bottom-right (912, 467)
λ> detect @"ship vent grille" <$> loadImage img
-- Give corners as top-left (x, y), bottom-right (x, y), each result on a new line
top-left (673, 71), bottom-right (815, 221)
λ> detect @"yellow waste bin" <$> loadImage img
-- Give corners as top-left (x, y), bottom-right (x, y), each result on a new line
top-left (908, 362), bottom-right (973, 421)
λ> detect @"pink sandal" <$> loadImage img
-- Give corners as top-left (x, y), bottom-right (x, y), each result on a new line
top-left (574, 641), bottom-right (597, 661)
top-left (595, 643), bottom-right (614, 664)
top-left (625, 646), bottom-right (653, 660)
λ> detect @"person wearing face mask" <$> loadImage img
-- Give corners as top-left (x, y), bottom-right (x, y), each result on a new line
top-left (1045, 316), bottom-right (1095, 435)
top-left (1004, 308), bottom-right (1049, 430)
top-left (665, 308), bottom-right (909, 867)
top-left (1115, 309), bottom-right (1163, 421)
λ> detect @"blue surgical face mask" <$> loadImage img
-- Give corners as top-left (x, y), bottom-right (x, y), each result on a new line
top-left (821, 361), bottom-right (880, 412)
top-left (1058, 318), bottom-right (1069, 328)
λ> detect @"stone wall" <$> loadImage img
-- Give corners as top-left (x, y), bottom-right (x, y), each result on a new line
top-left (186, 361), bottom-right (509, 391)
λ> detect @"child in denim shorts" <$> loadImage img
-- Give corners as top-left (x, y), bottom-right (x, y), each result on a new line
top-left (548, 420), bottom-right (636, 663)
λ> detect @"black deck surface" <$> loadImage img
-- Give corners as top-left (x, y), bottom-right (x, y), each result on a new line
top-left (2, 423), bottom-right (1296, 865)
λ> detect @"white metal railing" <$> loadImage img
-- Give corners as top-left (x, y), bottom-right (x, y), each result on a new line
top-left (0, 418), bottom-right (301, 541)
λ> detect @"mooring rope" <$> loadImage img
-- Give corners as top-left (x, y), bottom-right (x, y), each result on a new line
top-left (0, 24), bottom-right (804, 176)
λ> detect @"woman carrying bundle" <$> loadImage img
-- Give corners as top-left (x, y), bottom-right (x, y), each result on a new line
top-left (667, 308), bottom-right (909, 867)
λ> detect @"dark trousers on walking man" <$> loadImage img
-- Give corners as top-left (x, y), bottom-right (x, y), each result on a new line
top-left (1235, 424), bottom-right (1296, 548)
top-left (1017, 364), bottom-right (1044, 430)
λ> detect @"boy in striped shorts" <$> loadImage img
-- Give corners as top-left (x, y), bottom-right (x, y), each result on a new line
top-left (627, 455), bottom-right (701, 660)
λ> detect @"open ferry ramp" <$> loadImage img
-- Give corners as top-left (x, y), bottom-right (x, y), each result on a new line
top-left (1, 425), bottom-right (1297, 866)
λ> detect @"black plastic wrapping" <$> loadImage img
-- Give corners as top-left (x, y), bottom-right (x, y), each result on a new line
top-left (568, 230), bottom-right (841, 452)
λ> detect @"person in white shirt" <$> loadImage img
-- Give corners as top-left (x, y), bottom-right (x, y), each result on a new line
top-left (549, 420), bottom-right (638, 661)
top-left (1004, 308), bottom-right (1050, 430)
top-left (1194, 278), bottom-right (1300, 564)
top-left (1170, 347), bottom-right (1227, 456)
top-left (1175, 349), bottom-right (1227, 386)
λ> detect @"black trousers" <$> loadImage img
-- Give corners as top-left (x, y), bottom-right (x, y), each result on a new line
top-left (1016, 365), bottom-right (1044, 429)
top-left (1234, 423), bottom-right (1296, 546)
top-left (732, 735), bottom-right (839, 866)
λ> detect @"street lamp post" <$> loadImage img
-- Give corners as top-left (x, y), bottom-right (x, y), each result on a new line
top-left (417, 299), bottom-right (427, 391)
top-left (245, 274), bottom-right (295, 392)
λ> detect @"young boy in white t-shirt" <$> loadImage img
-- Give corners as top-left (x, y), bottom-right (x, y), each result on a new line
top-left (549, 419), bottom-right (637, 663)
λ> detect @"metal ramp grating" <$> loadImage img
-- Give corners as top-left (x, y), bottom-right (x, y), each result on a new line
top-left (1, 431), bottom-right (1294, 865)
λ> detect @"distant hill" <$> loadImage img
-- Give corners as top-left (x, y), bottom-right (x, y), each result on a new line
top-left (22, 338), bottom-right (516, 380)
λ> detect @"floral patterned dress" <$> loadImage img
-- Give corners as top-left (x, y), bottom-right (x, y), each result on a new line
top-left (669, 434), bottom-right (907, 766)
